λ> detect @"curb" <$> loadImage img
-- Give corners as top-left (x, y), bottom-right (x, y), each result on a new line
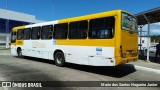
top-left (0, 48), bottom-right (10, 50)
top-left (134, 65), bottom-right (160, 74)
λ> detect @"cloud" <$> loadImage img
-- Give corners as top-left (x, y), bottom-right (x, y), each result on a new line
top-left (150, 29), bottom-right (160, 35)
top-left (138, 22), bottom-right (160, 36)
top-left (152, 22), bottom-right (160, 25)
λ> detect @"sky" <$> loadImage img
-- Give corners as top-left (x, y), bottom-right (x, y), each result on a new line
top-left (0, 0), bottom-right (160, 35)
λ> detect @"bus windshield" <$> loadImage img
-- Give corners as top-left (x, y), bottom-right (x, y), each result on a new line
top-left (121, 12), bottom-right (138, 33)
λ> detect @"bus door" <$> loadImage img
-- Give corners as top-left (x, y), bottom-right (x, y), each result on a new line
top-left (11, 31), bottom-right (17, 55)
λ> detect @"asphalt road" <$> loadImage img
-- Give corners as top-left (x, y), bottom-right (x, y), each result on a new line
top-left (0, 55), bottom-right (159, 90)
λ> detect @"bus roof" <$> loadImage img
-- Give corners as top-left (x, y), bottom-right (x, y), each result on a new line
top-left (12, 10), bottom-right (134, 31)
top-left (12, 20), bottom-right (58, 31)
top-left (58, 10), bottom-right (122, 23)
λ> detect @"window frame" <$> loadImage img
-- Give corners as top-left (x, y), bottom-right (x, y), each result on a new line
top-left (41, 25), bottom-right (53, 40)
top-left (88, 16), bottom-right (115, 39)
top-left (23, 28), bottom-right (31, 40)
top-left (53, 23), bottom-right (68, 39)
top-left (11, 31), bottom-right (16, 43)
top-left (31, 26), bottom-right (41, 40)
top-left (69, 20), bottom-right (88, 39)
top-left (17, 29), bottom-right (24, 40)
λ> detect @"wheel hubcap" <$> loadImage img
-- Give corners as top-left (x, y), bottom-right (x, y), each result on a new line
top-left (57, 55), bottom-right (62, 64)
top-left (18, 50), bottom-right (22, 56)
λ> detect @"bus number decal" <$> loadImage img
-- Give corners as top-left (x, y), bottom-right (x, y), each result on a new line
top-left (32, 42), bottom-right (46, 48)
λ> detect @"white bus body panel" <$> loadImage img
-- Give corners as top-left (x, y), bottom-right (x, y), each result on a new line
top-left (21, 40), bottom-right (54, 60)
top-left (54, 45), bottom-right (115, 66)
top-left (87, 47), bottom-right (115, 66)
top-left (15, 43), bottom-right (115, 66)
top-left (11, 45), bottom-right (17, 55)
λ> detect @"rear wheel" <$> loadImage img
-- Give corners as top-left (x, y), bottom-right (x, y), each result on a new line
top-left (54, 52), bottom-right (65, 67)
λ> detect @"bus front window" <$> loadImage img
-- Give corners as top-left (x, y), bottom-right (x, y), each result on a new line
top-left (121, 13), bottom-right (138, 33)
top-left (11, 32), bottom-right (16, 43)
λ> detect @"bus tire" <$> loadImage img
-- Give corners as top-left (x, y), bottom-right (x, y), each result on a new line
top-left (54, 52), bottom-right (65, 67)
top-left (17, 48), bottom-right (23, 58)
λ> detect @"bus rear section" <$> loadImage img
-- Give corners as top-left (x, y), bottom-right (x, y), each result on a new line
top-left (116, 12), bottom-right (138, 65)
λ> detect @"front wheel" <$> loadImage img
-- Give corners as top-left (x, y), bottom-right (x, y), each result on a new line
top-left (54, 52), bottom-right (65, 67)
top-left (17, 49), bottom-right (23, 58)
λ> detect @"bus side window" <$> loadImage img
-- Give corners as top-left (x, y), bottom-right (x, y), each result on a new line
top-left (89, 16), bottom-right (115, 39)
top-left (69, 20), bottom-right (88, 39)
top-left (24, 28), bottom-right (31, 40)
top-left (31, 27), bottom-right (41, 40)
top-left (53, 23), bottom-right (68, 39)
top-left (41, 25), bottom-right (53, 39)
top-left (17, 29), bottom-right (24, 40)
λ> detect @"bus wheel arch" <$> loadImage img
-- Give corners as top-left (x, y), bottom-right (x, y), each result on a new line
top-left (17, 47), bottom-right (23, 58)
top-left (54, 50), bottom-right (65, 67)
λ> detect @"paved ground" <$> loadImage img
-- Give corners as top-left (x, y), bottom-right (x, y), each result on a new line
top-left (0, 50), bottom-right (160, 90)
top-left (0, 49), bottom-right (11, 56)
top-left (129, 59), bottom-right (160, 70)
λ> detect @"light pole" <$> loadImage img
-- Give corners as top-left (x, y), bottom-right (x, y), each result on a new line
top-left (143, 14), bottom-right (150, 62)
top-left (5, 0), bottom-right (9, 33)
top-left (5, 0), bottom-right (10, 48)
top-left (52, 0), bottom-right (54, 19)
top-left (6, 0), bottom-right (8, 10)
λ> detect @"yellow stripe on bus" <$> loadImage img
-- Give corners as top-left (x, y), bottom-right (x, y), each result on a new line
top-left (13, 26), bottom-right (25, 32)
top-left (56, 39), bottom-right (115, 47)
top-left (16, 40), bottom-right (24, 46)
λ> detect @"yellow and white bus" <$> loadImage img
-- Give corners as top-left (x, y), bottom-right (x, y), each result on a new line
top-left (11, 10), bottom-right (138, 67)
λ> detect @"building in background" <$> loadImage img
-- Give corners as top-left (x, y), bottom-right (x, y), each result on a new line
top-left (0, 8), bottom-right (44, 48)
